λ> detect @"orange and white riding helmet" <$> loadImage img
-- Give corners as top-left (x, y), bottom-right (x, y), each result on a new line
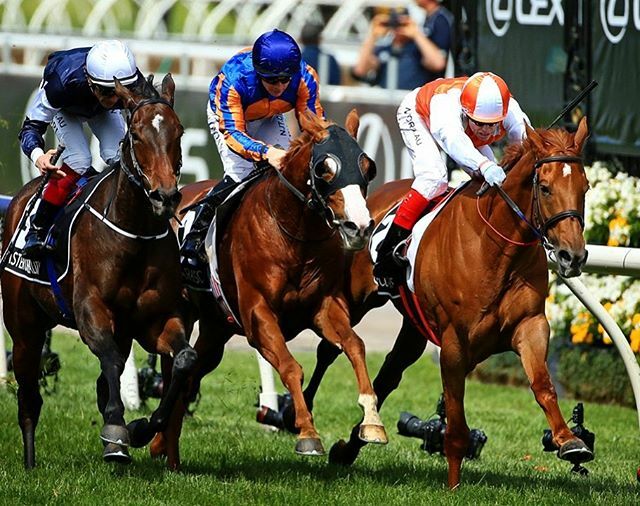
top-left (460, 72), bottom-right (510, 123)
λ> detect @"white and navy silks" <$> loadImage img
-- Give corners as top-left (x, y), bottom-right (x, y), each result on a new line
top-left (18, 47), bottom-right (128, 173)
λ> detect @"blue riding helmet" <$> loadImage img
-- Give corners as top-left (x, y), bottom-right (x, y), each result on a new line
top-left (252, 29), bottom-right (302, 78)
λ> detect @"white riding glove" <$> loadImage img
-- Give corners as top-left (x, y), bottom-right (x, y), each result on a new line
top-left (481, 162), bottom-right (506, 187)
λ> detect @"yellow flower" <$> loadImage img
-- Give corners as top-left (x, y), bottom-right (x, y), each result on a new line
top-left (630, 329), bottom-right (640, 353)
top-left (633, 313), bottom-right (640, 327)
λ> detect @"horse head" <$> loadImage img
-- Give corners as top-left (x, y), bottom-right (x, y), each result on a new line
top-left (522, 116), bottom-right (590, 277)
top-left (114, 74), bottom-right (184, 219)
top-left (289, 109), bottom-right (376, 250)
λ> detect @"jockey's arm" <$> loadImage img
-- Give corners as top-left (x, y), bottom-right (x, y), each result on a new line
top-left (18, 85), bottom-right (60, 168)
top-left (504, 97), bottom-right (531, 144)
top-left (213, 81), bottom-right (270, 162)
top-left (295, 65), bottom-right (325, 120)
top-left (429, 94), bottom-right (492, 173)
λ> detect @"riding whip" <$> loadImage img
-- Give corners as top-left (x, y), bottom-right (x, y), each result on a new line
top-left (0, 145), bottom-right (66, 274)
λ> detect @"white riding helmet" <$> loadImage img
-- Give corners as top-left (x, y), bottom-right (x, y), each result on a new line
top-left (86, 40), bottom-right (138, 87)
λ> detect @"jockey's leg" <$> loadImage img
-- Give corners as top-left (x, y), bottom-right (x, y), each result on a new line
top-left (181, 175), bottom-right (238, 260)
top-left (373, 190), bottom-right (429, 293)
top-left (23, 163), bottom-right (81, 259)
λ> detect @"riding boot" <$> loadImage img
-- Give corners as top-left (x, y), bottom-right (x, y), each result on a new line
top-left (181, 175), bottom-right (238, 261)
top-left (373, 222), bottom-right (411, 294)
top-left (22, 200), bottom-right (61, 259)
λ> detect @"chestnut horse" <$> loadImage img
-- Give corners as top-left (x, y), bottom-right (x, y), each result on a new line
top-left (301, 119), bottom-right (592, 488)
top-left (151, 109), bottom-right (388, 469)
top-left (1, 74), bottom-right (197, 467)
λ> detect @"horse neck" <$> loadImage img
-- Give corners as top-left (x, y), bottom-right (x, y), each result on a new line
top-left (102, 153), bottom-right (164, 237)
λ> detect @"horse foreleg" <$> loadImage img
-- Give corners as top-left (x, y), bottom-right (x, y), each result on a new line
top-left (440, 330), bottom-right (469, 490)
top-left (330, 318), bottom-right (426, 465)
top-left (513, 316), bottom-right (593, 464)
top-left (316, 296), bottom-right (387, 445)
top-left (247, 304), bottom-right (323, 455)
top-left (76, 299), bottom-right (131, 464)
top-left (10, 328), bottom-right (47, 469)
top-left (128, 316), bottom-right (197, 449)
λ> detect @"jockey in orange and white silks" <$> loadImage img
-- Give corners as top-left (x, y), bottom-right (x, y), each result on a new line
top-left (374, 72), bottom-right (531, 295)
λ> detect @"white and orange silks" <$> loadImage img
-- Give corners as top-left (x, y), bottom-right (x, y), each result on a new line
top-left (397, 72), bottom-right (531, 202)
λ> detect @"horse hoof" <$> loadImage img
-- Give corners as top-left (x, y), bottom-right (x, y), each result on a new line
top-left (295, 437), bottom-right (325, 456)
top-left (149, 433), bottom-right (167, 459)
top-left (103, 442), bottom-right (132, 464)
top-left (358, 424), bottom-right (388, 445)
top-left (127, 418), bottom-right (154, 448)
top-left (100, 424), bottom-right (130, 447)
top-left (558, 439), bottom-right (594, 464)
top-left (328, 439), bottom-right (357, 466)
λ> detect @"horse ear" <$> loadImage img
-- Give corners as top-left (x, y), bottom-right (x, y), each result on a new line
top-left (299, 109), bottom-right (325, 142)
top-left (114, 78), bottom-right (138, 110)
top-left (525, 123), bottom-right (546, 157)
top-left (573, 116), bottom-right (589, 153)
top-left (161, 73), bottom-right (176, 107)
top-left (345, 108), bottom-right (359, 139)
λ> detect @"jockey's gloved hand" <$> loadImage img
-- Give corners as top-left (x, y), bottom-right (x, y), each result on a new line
top-left (481, 162), bottom-right (506, 187)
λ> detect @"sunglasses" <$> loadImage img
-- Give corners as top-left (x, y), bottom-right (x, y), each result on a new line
top-left (261, 76), bottom-right (291, 85)
top-left (468, 116), bottom-right (500, 128)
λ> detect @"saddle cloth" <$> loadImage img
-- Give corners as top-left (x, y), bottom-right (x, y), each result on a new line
top-left (369, 181), bottom-right (469, 293)
top-left (4, 169), bottom-right (113, 285)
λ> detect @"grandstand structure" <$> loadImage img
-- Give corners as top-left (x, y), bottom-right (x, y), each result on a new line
top-left (0, 0), bottom-right (419, 89)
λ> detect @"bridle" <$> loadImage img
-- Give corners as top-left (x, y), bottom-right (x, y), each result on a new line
top-left (119, 97), bottom-right (181, 201)
top-left (273, 124), bottom-right (373, 229)
top-left (478, 154), bottom-right (585, 249)
top-left (532, 155), bottom-right (585, 236)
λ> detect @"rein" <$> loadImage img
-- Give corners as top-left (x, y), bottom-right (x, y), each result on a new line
top-left (477, 153), bottom-right (584, 249)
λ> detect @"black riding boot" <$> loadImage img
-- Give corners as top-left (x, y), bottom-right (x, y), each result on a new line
top-left (181, 176), bottom-right (238, 261)
top-left (373, 222), bottom-right (411, 295)
top-left (22, 200), bottom-right (61, 259)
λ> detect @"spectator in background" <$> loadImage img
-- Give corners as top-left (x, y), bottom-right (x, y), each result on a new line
top-left (300, 22), bottom-right (341, 85)
top-left (352, 0), bottom-right (453, 90)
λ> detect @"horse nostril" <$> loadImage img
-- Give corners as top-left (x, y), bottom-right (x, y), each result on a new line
top-left (557, 249), bottom-right (572, 266)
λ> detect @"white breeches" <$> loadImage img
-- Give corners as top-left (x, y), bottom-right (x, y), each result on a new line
top-left (396, 88), bottom-right (449, 200)
top-left (50, 109), bottom-right (125, 174)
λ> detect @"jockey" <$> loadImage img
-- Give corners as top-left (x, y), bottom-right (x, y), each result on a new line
top-left (181, 28), bottom-right (324, 260)
top-left (18, 40), bottom-right (142, 259)
top-left (374, 71), bottom-right (531, 292)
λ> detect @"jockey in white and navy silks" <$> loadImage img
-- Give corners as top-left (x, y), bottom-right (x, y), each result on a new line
top-left (374, 72), bottom-right (531, 294)
top-left (18, 40), bottom-right (141, 259)
top-left (181, 28), bottom-right (325, 259)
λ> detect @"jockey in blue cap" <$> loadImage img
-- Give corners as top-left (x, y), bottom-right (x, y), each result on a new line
top-left (182, 28), bottom-right (325, 260)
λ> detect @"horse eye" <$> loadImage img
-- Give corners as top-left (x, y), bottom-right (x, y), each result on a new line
top-left (317, 156), bottom-right (338, 183)
top-left (540, 184), bottom-right (551, 197)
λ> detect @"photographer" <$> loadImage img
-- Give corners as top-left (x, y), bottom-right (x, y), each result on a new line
top-left (352, 1), bottom-right (453, 90)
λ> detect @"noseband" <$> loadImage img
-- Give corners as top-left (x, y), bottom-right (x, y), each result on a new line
top-left (119, 97), bottom-right (178, 200)
top-left (532, 155), bottom-right (585, 236)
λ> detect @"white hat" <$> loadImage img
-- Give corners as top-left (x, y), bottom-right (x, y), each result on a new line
top-left (86, 40), bottom-right (138, 87)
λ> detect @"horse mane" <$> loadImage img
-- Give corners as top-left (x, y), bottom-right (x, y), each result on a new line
top-left (282, 114), bottom-right (333, 168)
top-left (501, 126), bottom-right (578, 168)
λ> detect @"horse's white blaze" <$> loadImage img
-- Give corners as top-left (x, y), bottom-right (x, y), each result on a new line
top-left (152, 114), bottom-right (164, 132)
top-left (341, 184), bottom-right (371, 228)
top-left (563, 163), bottom-right (572, 177)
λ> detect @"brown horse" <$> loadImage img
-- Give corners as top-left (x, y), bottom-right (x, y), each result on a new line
top-left (151, 109), bottom-right (388, 469)
top-left (1, 74), bottom-right (197, 468)
top-left (298, 118), bottom-right (592, 488)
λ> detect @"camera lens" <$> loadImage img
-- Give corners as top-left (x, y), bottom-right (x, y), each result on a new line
top-left (397, 411), bottom-right (427, 439)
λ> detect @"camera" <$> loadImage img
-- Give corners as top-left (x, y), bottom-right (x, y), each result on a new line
top-left (541, 402), bottom-right (595, 453)
top-left (137, 354), bottom-right (163, 400)
top-left (397, 394), bottom-right (488, 459)
top-left (256, 392), bottom-right (296, 432)
top-left (383, 8), bottom-right (408, 29)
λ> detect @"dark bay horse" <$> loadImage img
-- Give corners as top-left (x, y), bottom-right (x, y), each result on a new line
top-left (311, 119), bottom-right (592, 488)
top-left (151, 109), bottom-right (388, 469)
top-left (1, 74), bottom-right (197, 467)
